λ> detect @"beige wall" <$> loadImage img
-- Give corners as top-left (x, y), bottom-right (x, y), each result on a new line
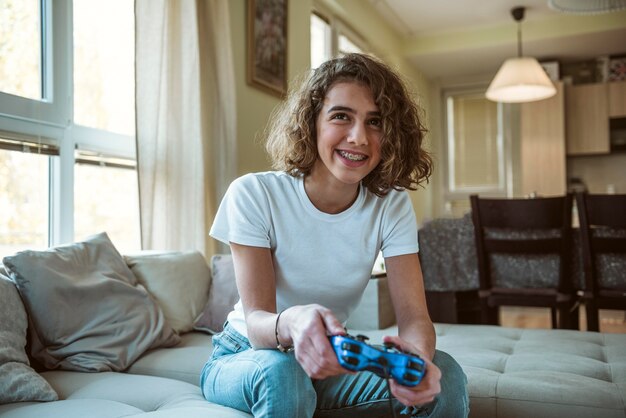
top-left (568, 154), bottom-right (626, 194)
top-left (228, 0), bottom-right (313, 177)
top-left (227, 0), bottom-right (436, 223)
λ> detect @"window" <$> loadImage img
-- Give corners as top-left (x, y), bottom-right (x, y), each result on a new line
top-left (74, 152), bottom-right (139, 252)
top-left (0, 1), bottom-right (42, 100)
top-left (310, 13), bottom-right (331, 69)
top-left (0, 0), bottom-right (139, 255)
top-left (338, 34), bottom-right (362, 55)
top-left (0, 138), bottom-right (53, 253)
top-left (310, 8), bottom-right (367, 69)
top-left (443, 89), bottom-right (511, 217)
top-left (73, 0), bottom-right (135, 136)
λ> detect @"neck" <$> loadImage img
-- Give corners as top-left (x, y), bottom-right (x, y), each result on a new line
top-left (304, 169), bottom-right (360, 214)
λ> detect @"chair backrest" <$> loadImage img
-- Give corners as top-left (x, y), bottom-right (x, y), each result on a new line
top-left (575, 193), bottom-right (626, 294)
top-left (470, 194), bottom-right (573, 293)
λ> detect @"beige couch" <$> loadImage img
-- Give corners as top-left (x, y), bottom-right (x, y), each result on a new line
top-left (1, 236), bottom-right (625, 417)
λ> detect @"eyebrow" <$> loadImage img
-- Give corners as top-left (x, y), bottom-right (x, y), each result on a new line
top-left (327, 105), bottom-right (381, 116)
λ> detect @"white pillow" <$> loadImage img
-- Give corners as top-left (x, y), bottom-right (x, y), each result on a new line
top-left (2, 232), bottom-right (180, 372)
top-left (125, 251), bottom-right (212, 334)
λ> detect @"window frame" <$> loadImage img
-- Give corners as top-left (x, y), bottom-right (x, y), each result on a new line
top-left (0, 0), bottom-right (137, 248)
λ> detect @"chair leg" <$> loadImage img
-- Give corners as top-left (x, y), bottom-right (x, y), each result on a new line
top-left (480, 299), bottom-right (498, 325)
top-left (569, 303), bottom-right (580, 330)
top-left (556, 304), bottom-right (577, 330)
top-left (551, 308), bottom-right (558, 329)
top-left (585, 302), bottom-right (600, 332)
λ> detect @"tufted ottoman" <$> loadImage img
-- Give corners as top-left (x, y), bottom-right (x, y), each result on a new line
top-left (367, 324), bottom-right (626, 418)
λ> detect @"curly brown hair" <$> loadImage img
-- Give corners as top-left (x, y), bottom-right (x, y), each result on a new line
top-left (265, 53), bottom-right (432, 196)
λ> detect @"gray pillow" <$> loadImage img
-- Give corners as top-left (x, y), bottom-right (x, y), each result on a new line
top-left (2, 232), bottom-right (180, 372)
top-left (0, 272), bottom-right (58, 403)
top-left (194, 254), bottom-right (239, 334)
top-left (125, 251), bottom-right (212, 334)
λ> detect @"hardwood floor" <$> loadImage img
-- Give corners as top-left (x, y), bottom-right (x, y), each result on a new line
top-left (499, 305), bottom-right (626, 333)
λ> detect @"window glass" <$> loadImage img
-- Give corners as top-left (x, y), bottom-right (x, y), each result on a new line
top-left (310, 13), bottom-right (331, 69)
top-left (74, 155), bottom-right (140, 253)
top-left (447, 93), bottom-right (502, 190)
top-left (0, 0), bottom-right (42, 100)
top-left (338, 34), bottom-right (362, 54)
top-left (0, 149), bottom-right (49, 254)
top-left (73, 0), bottom-right (135, 136)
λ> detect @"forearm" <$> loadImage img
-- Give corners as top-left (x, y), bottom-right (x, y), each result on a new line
top-left (398, 315), bottom-right (436, 360)
top-left (385, 253), bottom-right (436, 360)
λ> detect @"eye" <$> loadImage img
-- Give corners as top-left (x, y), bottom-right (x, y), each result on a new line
top-left (330, 112), bottom-right (349, 121)
top-left (368, 117), bottom-right (382, 128)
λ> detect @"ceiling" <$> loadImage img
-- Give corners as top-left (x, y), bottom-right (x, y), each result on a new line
top-left (368, 0), bottom-right (626, 81)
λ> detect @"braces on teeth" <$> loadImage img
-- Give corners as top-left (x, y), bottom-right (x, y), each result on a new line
top-left (339, 150), bottom-right (366, 161)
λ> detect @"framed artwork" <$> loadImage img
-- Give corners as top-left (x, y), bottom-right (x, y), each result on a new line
top-left (608, 55), bottom-right (626, 82)
top-left (540, 61), bottom-right (559, 82)
top-left (247, 0), bottom-right (288, 97)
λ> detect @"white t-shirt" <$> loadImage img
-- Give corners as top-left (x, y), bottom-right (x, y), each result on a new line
top-left (209, 171), bottom-right (419, 337)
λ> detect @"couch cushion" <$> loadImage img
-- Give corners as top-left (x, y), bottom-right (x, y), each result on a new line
top-left (0, 273), bottom-right (57, 403)
top-left (0, 371), bottom-right (251, 418)
top-left (2, 232), bottom-right (180, 373)
top-left (125, 251), bottom-right (212, 334)
top-left (128, 332), bottom-right (212, 385)
top-left (194, 254), bottom-right (239, 334)
top-left (363, 324), bottom-right (626, 418)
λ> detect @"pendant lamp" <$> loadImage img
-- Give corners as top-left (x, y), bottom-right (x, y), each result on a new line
top-left (486, 7), bottom-right (556, 103)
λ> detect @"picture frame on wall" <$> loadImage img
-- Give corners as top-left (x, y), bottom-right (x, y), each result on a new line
top-left (247, 0), bottom-right (288, 97)
top-left (540, 61), bottom-right (560, 81)
top-left (608, 55), bottom-right (626, 82)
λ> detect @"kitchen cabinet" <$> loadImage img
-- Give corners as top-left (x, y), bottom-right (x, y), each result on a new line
top-left (609, 80), bottom-right (626, 118)
top-left (520, 82), bottom-right (566, 196)
top-left (565, 83), bottom-right (609, 155)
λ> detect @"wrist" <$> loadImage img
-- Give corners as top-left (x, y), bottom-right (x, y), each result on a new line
top-left (275, 309), bottom-right (294, 353)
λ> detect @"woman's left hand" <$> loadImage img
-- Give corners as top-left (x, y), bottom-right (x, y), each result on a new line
top-left (382, 335), bottom-right (441, 407)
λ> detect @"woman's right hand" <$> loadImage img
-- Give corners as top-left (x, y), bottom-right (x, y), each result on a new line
top-left (279, 304), bottom-right (350, 379)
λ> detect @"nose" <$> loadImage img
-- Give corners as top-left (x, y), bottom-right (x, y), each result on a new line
top-left (347, 122), bottom-right (368, 146)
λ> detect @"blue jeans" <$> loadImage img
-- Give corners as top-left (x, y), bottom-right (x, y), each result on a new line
top-left (200, 323), bottom-right (469, 418)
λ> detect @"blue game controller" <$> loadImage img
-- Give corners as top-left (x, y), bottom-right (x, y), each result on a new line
top-left (329, 333), bottom-right (426, 386)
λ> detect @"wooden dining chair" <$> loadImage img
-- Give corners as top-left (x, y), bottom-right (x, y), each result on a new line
top-left (575, 192), bottom-right (626, 332)
top-left (470, 194), bottom-right (578, 329)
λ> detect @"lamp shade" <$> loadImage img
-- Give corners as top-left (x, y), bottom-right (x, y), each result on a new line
top-left (486, 57), bottom-right (557, 103)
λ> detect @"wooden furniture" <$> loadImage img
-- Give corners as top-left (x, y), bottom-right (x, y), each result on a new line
top-left (575, 192), bottom-right (626, 332)
top-left (566, 83), bottom-right (610, 155)
top-left (520, 82), bottom-right (566, 196)
top-left (609, 80), bottom-right (626, 118)
top-left (469, 194), bottom-right (578, 329)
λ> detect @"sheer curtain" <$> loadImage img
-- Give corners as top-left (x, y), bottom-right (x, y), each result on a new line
top-left (135, 0), bottom-right (236, 256)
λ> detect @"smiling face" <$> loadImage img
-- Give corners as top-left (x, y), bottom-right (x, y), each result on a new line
top-left (312, 81), bottom-right (383, 190)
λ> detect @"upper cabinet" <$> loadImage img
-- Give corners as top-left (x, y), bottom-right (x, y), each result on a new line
top-left (565, 83), bottom-right (609, 155)
top-left (609, 80), bottom-right (626, 118)
top-left (520, 82), bottom-right (566, 196)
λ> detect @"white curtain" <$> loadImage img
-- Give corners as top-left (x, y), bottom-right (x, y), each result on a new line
top-left (135, 0), bottom-right (236, 256)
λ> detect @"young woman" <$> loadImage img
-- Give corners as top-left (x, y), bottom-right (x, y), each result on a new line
top-left (200, 53), bottom-right (469, 417)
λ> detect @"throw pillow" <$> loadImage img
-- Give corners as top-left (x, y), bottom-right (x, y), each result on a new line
top-left (194, 254), bottom-right (239, 334)
top-left (2, 232), bottom-right (180, 373)
top-left (125, 251), bottom-right (212, 334)
top-left (0, 272), bottom-right (58, 403)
